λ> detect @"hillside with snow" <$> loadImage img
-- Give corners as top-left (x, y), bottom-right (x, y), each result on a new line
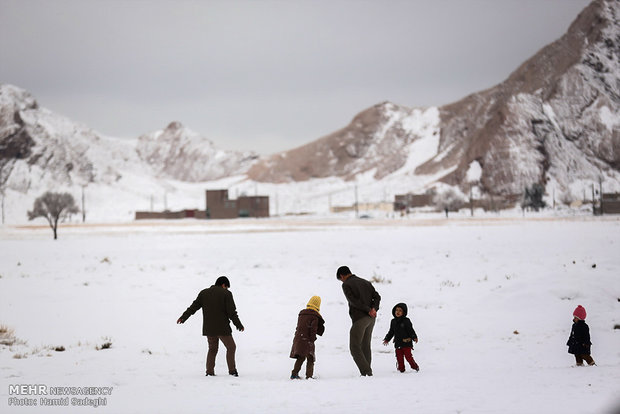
top-left (426, 0), bottom-right (620, 197)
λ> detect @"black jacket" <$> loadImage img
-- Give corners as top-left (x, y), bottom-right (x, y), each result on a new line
top-left (383, 303), bottom-right (418, 349)
top-left (342, 275), bottom-right (381, 322)
top-left (179, 285), bottom-right (244, 336)
top-left (567, 319), bottom-right (591, 355)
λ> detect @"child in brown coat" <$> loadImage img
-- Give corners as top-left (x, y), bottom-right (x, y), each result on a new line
top-left (290, 296), bottom-right (325, 379)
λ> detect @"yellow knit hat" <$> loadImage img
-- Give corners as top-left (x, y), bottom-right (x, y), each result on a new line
top-left (306, 296), bottom-right (321, 313)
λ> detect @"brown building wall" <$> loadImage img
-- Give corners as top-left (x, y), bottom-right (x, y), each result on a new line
top-left (394, 193), bottom-right (433, 210)
top-left (602, 193), bottom-right (620, 214)
top-left (206, 190), bottom-right (270, 219)
top-left (206, 190), bottom-right (238, 219)
top-left (238, 196), bottom-right (270, 217)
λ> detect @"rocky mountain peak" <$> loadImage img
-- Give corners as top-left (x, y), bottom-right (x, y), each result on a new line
top-left (247, 100), bottom-right (439, 182)
top-left (1, 85), bottom-right (39, 186)
top-left (136, 122), bottom-right (259, 182)
top-left (165, 121), bottom-right (184, 131)
top-left (422, 0), bottom-right (620, 196)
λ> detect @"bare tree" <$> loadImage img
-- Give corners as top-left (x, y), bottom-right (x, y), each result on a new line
top-left (433, 187), bottom-right (466, 218)
top-left (27, 192), bottom-right (79, 239)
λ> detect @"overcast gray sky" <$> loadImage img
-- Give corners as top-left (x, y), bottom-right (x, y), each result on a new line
top-left (1, 0), bottom-right (591, 154)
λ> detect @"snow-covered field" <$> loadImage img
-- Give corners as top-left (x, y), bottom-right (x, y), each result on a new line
top-left (1, 216), bottom-right (619, 414)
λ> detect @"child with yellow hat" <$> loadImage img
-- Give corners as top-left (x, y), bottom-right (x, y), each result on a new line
top-left (289, 296), bottom-right (325, 379)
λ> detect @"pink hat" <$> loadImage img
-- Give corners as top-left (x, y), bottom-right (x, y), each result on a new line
top-left (573, 305), bottom-right (587, 320)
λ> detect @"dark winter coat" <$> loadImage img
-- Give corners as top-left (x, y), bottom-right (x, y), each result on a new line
top-left (567, 319), bottom-right (591, 355)
top-left (290, 309), bottom-right (325, 359)
top-left (383, 303), bottom-right (418, 349)
top-left (179, 285), bottom-right (244, 336)
top-left (342, 275), bottom-right (381, 322)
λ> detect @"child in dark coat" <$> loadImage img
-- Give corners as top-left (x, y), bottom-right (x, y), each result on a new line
top-left (290, 296), bottom-right (325, 379)
top-left (383, 302), bottom-right (419, 372)
top-left (567, 305), bottom-right (595, 366)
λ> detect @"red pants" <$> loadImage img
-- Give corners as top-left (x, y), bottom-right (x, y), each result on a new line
top-left (395, 347), bottom-right (419, 372)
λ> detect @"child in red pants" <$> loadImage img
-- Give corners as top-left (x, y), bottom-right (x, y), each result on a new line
top-left (383, 303), bottom-right (419, 372)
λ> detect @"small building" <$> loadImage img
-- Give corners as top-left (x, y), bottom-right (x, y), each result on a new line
top-left (206, 189), bottom-right (269, 219)
top-left (394, 192), bottom-right (435, 211)
top-left (601, 193), bottom-right (620, 214)
top-left (135, 209), bottom-right (206, 220)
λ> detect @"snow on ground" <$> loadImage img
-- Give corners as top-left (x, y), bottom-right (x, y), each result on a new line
top-left (1, 216), bottom-right (619, 414)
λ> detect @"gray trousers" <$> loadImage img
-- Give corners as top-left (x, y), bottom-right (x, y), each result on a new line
top-left (349, 316), bottom-right (375, 375)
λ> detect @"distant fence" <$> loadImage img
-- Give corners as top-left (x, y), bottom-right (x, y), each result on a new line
top-left (394, 192), bottom-right (520, 212)
top-left (330, 202), bottom-right (393, 213)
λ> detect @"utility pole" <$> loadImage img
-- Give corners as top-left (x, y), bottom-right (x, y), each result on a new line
top-left (81, 185), bottom-right (86, 222)
top-left (354, 184), bottom-right (359, 218)
top-left (0, 168), bottom-right (5, 225)
top-left (592, 184), bottom-right (596, 216)
top-left (1, 189), bottom-right (4, 225)
top-left (599, 176), bottom-right (604, 215)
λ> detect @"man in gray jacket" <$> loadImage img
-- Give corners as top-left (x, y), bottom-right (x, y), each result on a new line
top-left (336, 266), bottom-right (381, 376)
top-left (177, 276), bottom-right (244, 377)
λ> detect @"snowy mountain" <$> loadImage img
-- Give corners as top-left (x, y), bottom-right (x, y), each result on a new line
top-left (136, 121), bottom-right (258, 182)
top-left (424, 0), bottom-right (620, 196)
top-left (0, 85), bottom-right (258, 190)
top-left (0, 83), bottom-right (264, 222)
top-left (247, 102), bottom-right (440, 182)
top-left (248, 0), bottom-right (620, 197)
top-left (0, 84), bottom-right (139, 191)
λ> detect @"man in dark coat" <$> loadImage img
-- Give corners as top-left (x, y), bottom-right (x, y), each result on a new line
top-left (177, 276), bottom-right (244, 376)
top-left (336, 265), bottom-right (381, 376)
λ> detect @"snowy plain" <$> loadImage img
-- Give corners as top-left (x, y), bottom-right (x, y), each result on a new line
top-left (1, 215), bottom-right (619, 414)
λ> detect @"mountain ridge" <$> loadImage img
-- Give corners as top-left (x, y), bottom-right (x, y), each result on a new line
top-left (1, 0), bottom-right (619, 223)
